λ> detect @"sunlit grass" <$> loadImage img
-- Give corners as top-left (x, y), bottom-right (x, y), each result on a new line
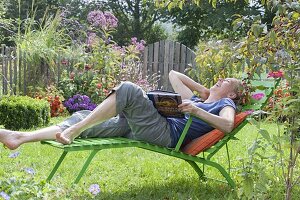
top-left (1, 117), bottom-right (299, 199)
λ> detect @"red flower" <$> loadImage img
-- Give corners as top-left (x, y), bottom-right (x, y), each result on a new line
top-left (61, 60), bottom-right (69, 65)
top-left (96, 83), bottom-right (102, 89)
top-left (267, 70), bottom-right (284, 78)
top-left (85, 64), bottom-right (92, 70)
top-left (70, 72), bottom-right (75, 80)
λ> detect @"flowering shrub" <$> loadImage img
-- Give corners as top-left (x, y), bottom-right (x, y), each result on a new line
top-left (58, 10), bottom-right (159, 107)
top-left (29, 85), bottom-right (66, 117)
top-left (266, 80), bottom-right (290, 112)
top-left (118, 62), bottom-right (160, 91)
top-left (41, 95), bottom-right (65, 117)
top-left (58, 66), bottom-right (112, 104)
top-left (63, 94), bottom-right (97, 114)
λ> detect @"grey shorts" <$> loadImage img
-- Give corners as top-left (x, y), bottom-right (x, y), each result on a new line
top-left (57, 82), bottom-right (173, 147)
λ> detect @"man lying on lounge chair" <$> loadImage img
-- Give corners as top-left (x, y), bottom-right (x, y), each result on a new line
top-left (0, 70), bottom-right (243, 150)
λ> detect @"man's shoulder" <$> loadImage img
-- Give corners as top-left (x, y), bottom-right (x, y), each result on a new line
top-left (218, 98), bottom-right (236, 108)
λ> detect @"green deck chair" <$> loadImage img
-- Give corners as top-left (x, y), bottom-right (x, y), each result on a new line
top-left (41, 76), bottom-right (280, 188)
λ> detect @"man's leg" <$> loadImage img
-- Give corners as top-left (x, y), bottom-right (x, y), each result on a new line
top-left (58, 110), bottom-right (131, 139)
top-left (111, 82), bottom-right (173, 147)
top-left (56, 92), bottom-right (118, 144)
top-left (0, 110), bottom-right (130, 150)
top-left (0, 126), bottom-right (62, 150)
top-left (57, 81), bottom-right (173, 147)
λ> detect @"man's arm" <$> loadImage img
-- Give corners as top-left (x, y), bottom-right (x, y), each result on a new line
top-left (178, 101), bottom-right (235, 133)
top-left (169, 70), bottom-right (210, 100)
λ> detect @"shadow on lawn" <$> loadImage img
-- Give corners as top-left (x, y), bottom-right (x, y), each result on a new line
top-left (76, 178), bottom-right (234, 200)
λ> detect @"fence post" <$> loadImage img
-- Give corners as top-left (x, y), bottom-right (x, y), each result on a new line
top-left (174, 42), bottom-right (181, 72)
top-left (4, 46), bottom-right (8, 95)
top-left (180, 44), bottom-right (187, 73)
top-left (13, 47), bottom-right (17, 94)
top-left (23, 52), bottom-right (27, 95)
top-left (143, 46), bottom-right (148, 78)
top-left (1, 44), bottom-right (5, 95)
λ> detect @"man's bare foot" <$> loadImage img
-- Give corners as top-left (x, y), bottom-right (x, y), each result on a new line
top-left (55, 126), bottom-right (81, 145)
top-left (0, 129), bottom-right (22, 150)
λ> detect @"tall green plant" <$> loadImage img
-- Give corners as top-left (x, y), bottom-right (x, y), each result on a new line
top-left (190, 40), bottom-right (243, 88)
top-left (232, 1), bottom-right (300, 199)
top-left (0, 1), bottom-right (13, 43)
top-left (14, 8), bottom-right (81, 88)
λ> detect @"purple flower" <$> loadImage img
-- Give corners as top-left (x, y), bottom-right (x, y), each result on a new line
top-left (0, 191), bottom-right (10, 200)
top-left (9, 151), bottom-right (20, 158)
top-left (87, 11), bottom-right (106, 27)
top-left (135, 43), bottom-right (145, 51)
top-left (87, 32), bottom-right (97, 47)
top-left (103, 11), bottom-right (118, 29)
top-left (131, 37), bottom-right (137, 45)
top-left (63, 94), bottom-right (97, 113)
top-left (89, 184), bottom-right (101, 195)
top-left (24, 167), bottom-right (35, 175)
top-left (251, 93), bottom-right (265, 101)
top-left (87, 10), bottom-right (118, 30)
top-left (131, 37), bottom-right (146, 52)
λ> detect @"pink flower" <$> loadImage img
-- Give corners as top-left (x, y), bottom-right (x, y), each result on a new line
top-left (267, 70), bottom-right (284, 78)
top-left (245, 109), bottom-right (254, 115)
top-left (61, 60), bottom-right (69, 65)
top-left (70, 72), bottom-right (75, 80)
top-left (251, 93), bottom-right (265, 100)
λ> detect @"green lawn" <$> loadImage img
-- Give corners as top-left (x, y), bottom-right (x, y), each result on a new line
top-left (0, 117), bottom-right (299, 199)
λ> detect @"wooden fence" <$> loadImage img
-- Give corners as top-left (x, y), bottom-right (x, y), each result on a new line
top-left (0, 45), bottom-right (74, 96)
top-left (0, 45), bottom-right (19, 95)
top-left (0, 41), bottom-right (196, 95)
top-left (143, 40), bottom-right (196, 90)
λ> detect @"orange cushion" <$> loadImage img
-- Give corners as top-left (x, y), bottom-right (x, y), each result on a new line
top-left (181, 112), bottom-right (249, 156)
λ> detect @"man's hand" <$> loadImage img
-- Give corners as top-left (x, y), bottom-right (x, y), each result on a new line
top-left (178, 100), bottom-right (199, 115)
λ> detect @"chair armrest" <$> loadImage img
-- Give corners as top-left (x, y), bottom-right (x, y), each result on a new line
top-left (174, 117), bottom-right (193, 151)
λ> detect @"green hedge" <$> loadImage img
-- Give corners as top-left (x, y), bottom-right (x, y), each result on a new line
top-left (0, 95), bottom-right (50, 130)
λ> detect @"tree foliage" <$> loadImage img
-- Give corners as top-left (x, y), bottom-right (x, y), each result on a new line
top-left (0, 1), bottom-right (13, 44)
top-left (168, 0), bottom-right (274, 48)
top-left (101, 0), bottom-right (168, 45)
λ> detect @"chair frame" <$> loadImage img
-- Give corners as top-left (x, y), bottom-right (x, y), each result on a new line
top-left (41, 76), bottom-right (280, 188)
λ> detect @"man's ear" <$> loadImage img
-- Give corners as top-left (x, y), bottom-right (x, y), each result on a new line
top-left (227, 92), bottom-right (237, 100)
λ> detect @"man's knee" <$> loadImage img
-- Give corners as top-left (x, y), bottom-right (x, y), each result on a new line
top-left (119, 81), bottom-right (144, 99)
top-left (115, 81), bottom-right (146, 114)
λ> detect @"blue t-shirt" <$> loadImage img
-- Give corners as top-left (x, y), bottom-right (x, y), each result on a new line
top-left (167, 96), bottom-right (236, 147)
